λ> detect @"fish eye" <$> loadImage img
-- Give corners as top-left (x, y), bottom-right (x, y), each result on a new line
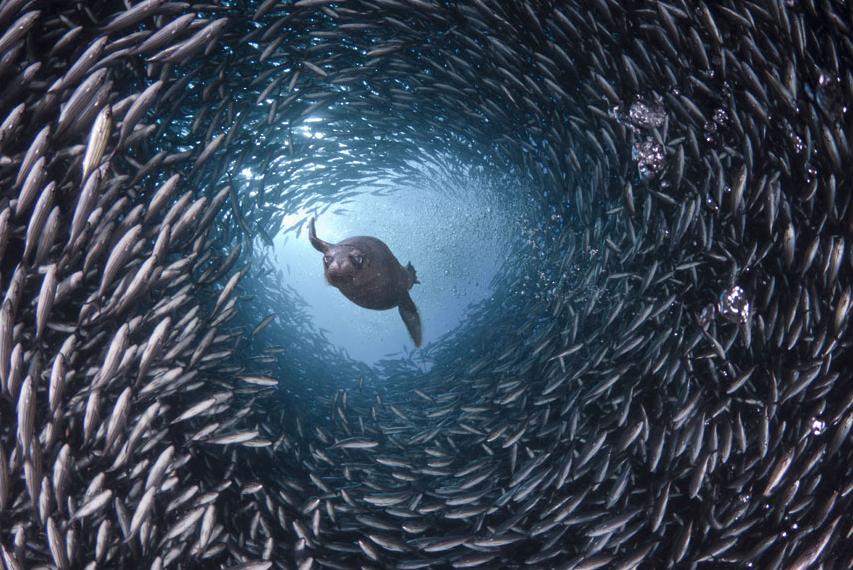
top-left (351, 255), bottom-right (364, 266)
top-left (323, 255), bottom-right (332, 265)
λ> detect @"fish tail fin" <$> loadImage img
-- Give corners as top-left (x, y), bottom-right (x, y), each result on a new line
top-left (406, 262), bottom-right (419, 286)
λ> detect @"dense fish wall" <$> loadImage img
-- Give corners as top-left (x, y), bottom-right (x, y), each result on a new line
top-left (0, 0), bottom-right (851, 568)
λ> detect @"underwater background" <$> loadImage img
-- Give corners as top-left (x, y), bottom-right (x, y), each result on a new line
top-left (0, 0), bottom-right (851, 568)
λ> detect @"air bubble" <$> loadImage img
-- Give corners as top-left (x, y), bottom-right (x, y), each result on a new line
top-left (718, 285), bottom-right (750, 324)
top-left (633, 137), bottom-right (665, 180)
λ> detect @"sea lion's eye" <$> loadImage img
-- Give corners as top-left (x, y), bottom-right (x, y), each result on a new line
top-left (323, 255), bottom-right (332, 265)
top-left (352, 255), bottom-right (364, 266)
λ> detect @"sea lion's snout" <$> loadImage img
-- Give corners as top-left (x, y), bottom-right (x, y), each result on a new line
top-left (324, 253), bottom-right (359, 286)
top-left (325, 266), bottom-right (353, 286)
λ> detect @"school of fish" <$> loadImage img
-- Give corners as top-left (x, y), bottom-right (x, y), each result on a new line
top-left (0, 0), bottom-right (851, 569)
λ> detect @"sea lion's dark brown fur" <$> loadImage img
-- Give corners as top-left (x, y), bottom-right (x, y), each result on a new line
top-left (309, 218), bottom-right (422, 347)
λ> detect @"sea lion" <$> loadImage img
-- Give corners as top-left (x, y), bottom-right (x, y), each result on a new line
top-left (308, 217), bottom-right (422, 347)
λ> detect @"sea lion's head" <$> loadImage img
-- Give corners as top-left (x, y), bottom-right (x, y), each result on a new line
top-left (308, 218), bottom-right (371, 289)
top-left (322, 246), bottom-right (368, 287)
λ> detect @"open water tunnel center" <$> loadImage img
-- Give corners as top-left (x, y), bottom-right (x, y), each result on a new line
top-left (0, 1), bottom-right (852, 569)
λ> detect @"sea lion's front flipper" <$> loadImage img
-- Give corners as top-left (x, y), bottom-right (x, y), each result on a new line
top-left (405, 262), bottom-right (419, 286)
top-left (398, 293), bottom-right (422, 347)
top-left (308, 217), bottom-right (331, 253)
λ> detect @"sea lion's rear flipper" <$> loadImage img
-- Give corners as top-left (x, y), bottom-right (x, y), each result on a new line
top-left (398, 293), bottom-right (422, 347)
top-left (308, 217), bottom-right (331, 253)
